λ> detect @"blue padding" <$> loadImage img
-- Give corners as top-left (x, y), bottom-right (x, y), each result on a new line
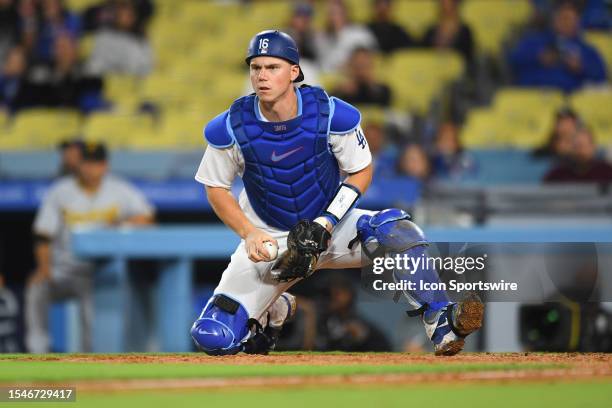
top-left (329, 97), bottom-right (361, 134)
top-left (190, 295), bottom-right (249, 355)
top-left (203, 111), bottom-right (234, 148)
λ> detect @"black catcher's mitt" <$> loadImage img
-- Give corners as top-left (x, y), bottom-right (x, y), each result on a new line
top-left (271, 220), bottom-right (331, 282)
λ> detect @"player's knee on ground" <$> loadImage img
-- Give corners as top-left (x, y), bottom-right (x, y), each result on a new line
top-left (190, 294), bottom-right (250, 355)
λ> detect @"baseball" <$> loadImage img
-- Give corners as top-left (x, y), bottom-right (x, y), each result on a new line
top-left (263, 241), bottom-right (278, 261)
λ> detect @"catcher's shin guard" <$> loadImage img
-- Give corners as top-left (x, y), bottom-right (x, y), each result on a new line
top-left (354, 208), bottom-right (450, 313)
top-left (190, 294), bottom-right (249, 355)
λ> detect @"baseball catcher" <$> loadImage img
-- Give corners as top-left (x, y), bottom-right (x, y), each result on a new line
top-left (191, 30), bottom-right (483, 356)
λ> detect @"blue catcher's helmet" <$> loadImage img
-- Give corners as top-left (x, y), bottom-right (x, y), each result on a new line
top-left (246, 30), bottom-right (304, 82)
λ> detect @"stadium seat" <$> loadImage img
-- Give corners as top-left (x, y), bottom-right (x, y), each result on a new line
top-left (152, 112), bottom-right (215, 150)
top-left (356, 106), bottom-right (386, 127)
top-left (0, 131), bottom-right (31, 150)
top-left (82, 112), bottom-right (155, 148)
top-left (493, 88), bottom-right (564, 148)
top-left (3, 109), bottom-right (81, 149)
top-left (570, 89), bottom-right (612, 144)
top-left (461, 0), bottom-right (532, 55)
top-left (462, 108), bottom-right (513, 148)
top-left (64, 0), bottom-right (100, 11)
top-left (104, 75), bottom-right (143, 112)
top-left (342, 0), bottom-right (371, 23)
top-left (394, 0), bottom-right (438, 38)
top-left (385, 50), bottom-right (464, 114)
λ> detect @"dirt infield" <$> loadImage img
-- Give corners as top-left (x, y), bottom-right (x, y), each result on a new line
top-left (10, 351), bottom-right (612, 367)
top-left (5, 353), bottom-right (612, 392)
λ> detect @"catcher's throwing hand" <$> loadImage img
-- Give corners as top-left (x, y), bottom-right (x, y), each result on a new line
top-left (246, 229), bottom-right (278, 263)
top-left (272, 219), bottom-right (331, 282)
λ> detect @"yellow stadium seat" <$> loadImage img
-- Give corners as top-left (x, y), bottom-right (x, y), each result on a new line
top-left (152, 111), bottom-right (215, 149)
top-left (83, 113), bottom-right (154, 148)
top-left (140, 74), bottom-right (197, 111)
top-left (395, 0), bottom-right (438, 38)
top-left (494, 88), bottom-right (565, 112)
top-left (585, 31), bottom-right (612, 79)
top-left (462, 0), bottom-right (532, 55)
top-left (64, 0), bottom-right (99, 11)
top-left (385, 50), bottom-right (464, 114)
top-left (571, 89), bottom-right (612, 144)
top-left (491, 88), bottom-right (563, 148)
top-left (0, 129), bottom-right (31, 150)
top-left (6, 109), bottom-right (81, 148)
top-left (313, 0), bottom-right (370, 28)
top-left (356, 106), bottom-right (386, 127)
top-left (462, 108), bottom-right (512, 148)
top-left (343, 0), bottom-right (372, 23)
top-left (104, 75), bottom-right (143, 112)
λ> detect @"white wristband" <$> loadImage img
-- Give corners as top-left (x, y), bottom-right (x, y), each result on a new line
top-left (322, 183), bottom-right (361, 226)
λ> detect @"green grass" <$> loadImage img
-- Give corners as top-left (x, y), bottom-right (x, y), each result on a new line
top-left (1, 353), bottom-right (608, 408)
top-left (12, 382), bottom-right (612, 408)
top-left (0, 358), bottom-right (556, 382)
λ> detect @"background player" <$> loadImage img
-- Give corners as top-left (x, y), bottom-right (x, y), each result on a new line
top-left (191, 30), bottom-right (483, 356)
top-left (27, 142), bottom-right (154, 353)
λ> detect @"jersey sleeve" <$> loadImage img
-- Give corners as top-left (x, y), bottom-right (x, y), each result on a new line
top-left (33, 184), bottom-right (62, 238)
top-left (118, 180), bottom-right (155, 220)
top-left (194, 145), bottom-right (243, 189)
top-left (329, 124), bottom-right (372, 173)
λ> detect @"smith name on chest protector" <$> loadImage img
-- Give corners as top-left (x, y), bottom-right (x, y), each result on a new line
top-left (203, 85), bottom-right (361, 231)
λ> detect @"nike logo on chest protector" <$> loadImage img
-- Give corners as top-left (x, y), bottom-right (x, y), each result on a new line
top-left (270, 146), bottom-right (303, 162)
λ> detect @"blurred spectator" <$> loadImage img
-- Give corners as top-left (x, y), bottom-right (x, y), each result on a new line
top-left (316, 274), bottom-right (391, 352)
top-left (363, 119), bottom-right (397, 177)
top-left (544, 126), bottom-right (612, 183)
top-left (31, 0), bottom-right (81, 63)
top-left (430, 121), bottom-right (477, 180)
top-left (0, 46), bottom-right (25, 108)
top-left (81, 0), bottom-right (154, 33)
top-left (532, 107), bottom-right (580, 159)
top-left (367, 0), bottom-right (414, 54)
top-left (397, 143), bottom-right (432, 182)
top-left (10, 33), bottom-right (105, 112)
top-left (422, 0), bottom-right (475, 69)
top-left (531, 0), bottom-right (612, 30)
top-left (26, 142), bottom-right (155, 353)
top-left (315, 0), bottom-right (378, 73)
top-left (578, 0), bottom-right (612, 30)
top-left (285, 2), bottom-right (318, 62)
top-left (0, 0), bottom-right (19, 64)
top-left (509, 0), bottom-right (607, 93)
top-left (332, 47), bottom-right (391, 107)
top-left (85, 0), bottom-right (153, 76)
top-left (57, 138), bottom-right (84, 177)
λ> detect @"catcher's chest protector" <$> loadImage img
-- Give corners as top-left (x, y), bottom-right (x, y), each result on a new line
top-left (229, 86), bottom-right (340, 230)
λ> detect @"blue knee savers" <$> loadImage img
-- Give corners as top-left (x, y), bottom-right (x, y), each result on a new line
top-left (356, 208), bottom-right (450, 314)
top-left (190, 294), bottom-right (250, 355)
